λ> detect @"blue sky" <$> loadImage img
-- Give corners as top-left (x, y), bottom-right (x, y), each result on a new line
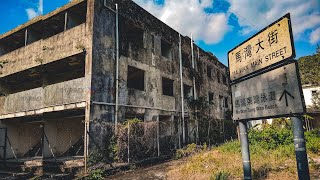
top-left (0, 0), bottom-right (319, 66)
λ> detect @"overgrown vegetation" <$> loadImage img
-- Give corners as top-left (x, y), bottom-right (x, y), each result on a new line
top-left (298, 48), bottom-right (320, 85)
top-left (187, 95), bottom-right (236, 146)
top-left (174, 143), bottom-right (205, 159)
top-left (88, 118), bottom-right (159, 168)
top-left (85, 169), bottom-right (104, 180)
top-left (211, 171), bottom-right (230, 180)
top-left (169, 125), bottom-right (320, 180)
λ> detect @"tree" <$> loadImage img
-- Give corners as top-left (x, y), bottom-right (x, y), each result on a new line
top-left (298, 53), bottom-right (320, 85)
top-left (317, 44), bottom-right (320, 55)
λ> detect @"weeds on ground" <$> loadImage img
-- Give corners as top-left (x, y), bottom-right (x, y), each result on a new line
top-left (85, 169), bottom-right (104, 180)
top-left (168, 128), bottom-right (320, 180)
top-left (211, 171), bottom-right (230, 180)
top-left (174, 143), bottom-right (203, 159)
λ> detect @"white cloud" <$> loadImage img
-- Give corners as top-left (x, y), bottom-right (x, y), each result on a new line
top-left (25, 0), bottom-right (43, 20)
top-left (26, 8), bottom-right (38, 20)
top-left (310, 27), bottom-right (320, 44)
top-left (133, 0), bottom-right (230, 44)
top-left (227, 0), bottom-right (320, 43)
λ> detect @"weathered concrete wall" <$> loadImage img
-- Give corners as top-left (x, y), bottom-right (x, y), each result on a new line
top-left (43, 117), bottom-right (84, 158)
top-left (89, 0), bottom-right (116, 151)
top-left (89, 0), bottom-right (231, 150)
top-left (0, 77), bottom-right (86, 115)
top-left (43, 24), bottom-right (87, 64)
top-left (0, 122), bottom-right (5, 159)
top-left (0, 24), bottom-right (87, 78)
top-left (2, 121), bottom-right (43, 159)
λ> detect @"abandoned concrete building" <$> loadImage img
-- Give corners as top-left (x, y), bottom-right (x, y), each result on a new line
top-left (0, 0), bottom-right (231, 173)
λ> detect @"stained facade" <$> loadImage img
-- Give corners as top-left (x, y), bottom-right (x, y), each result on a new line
top-left (0, 0), bottom-right (231, 173)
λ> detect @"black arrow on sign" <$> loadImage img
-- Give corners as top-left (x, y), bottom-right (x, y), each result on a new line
top-left (279, 89), bottom-right (295, 107)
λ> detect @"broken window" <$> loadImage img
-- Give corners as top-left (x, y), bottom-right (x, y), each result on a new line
top-left (42, 12), bottom-right (66, 39)
top-left (127, 66), bottom-right (145, 91)
top-left (224, 97), bottom-right (229, 108)
top-left (183, 84), bottom-right (192, 99)
top-left (207, 65), bottom-right (213, 78)
top-left (162, 77), bottom-right (174, 96)
top-left (161, 40), bottom-right (172, 60)
top-left (222, 75), bottom-right (227, 85)
top-left (66, 2), bottom-right (87, 30)
top-left (124, 23), bottom-right (144, 49)
top-left (182, 52), bottom-right (190, 68)
top-left (208, 92), bottom-right (214, 104)
top-left (26, 22), bottom-right (42, 45)
top-left (217, 72), bottom-right (221, 83)
top-left (219, 95), bottom-right (224, 108)
top-left (43, 1), bottom-right (87, 39)
top-left (0, 29), bottom-right (26, 55)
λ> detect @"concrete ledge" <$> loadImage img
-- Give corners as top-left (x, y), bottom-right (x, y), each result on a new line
top-left (0, 101), bottom-right (86, 120)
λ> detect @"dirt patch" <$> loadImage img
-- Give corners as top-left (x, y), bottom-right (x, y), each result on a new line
top-left (107, 160), bottom-right (186, 180)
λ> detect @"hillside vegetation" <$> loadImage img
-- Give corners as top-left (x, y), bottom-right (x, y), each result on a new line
top-left (298, 53), bottom-right (320, 85)
top-left (167, 126), bottom-right (320, 180)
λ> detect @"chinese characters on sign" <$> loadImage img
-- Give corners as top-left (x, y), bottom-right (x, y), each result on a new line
top-left (235, 91), bottom-right (276, 108)
top-left (228, 14), bottom-right (295, 81)
top-left (231, 62), bottom-right (305, 120)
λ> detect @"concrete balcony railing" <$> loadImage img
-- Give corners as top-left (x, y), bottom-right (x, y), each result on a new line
top-left (0, 24), bottom-right (87, 78)
top-left (0, 77), bottom-right (86, 115)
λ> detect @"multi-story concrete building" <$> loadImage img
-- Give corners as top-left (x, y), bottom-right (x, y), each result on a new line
top-left (0, 0), bottom-right (231, 173)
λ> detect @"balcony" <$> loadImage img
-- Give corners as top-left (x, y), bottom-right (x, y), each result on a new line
top-left (0, 24), bottom-right (87, 78)
top-left (42, 24), bottom-right (87, 64)
top-left (0, 77), bottom-right (86, 115)
top-left (0, 0), bottom-right (88, 78)
top-left (0, 53), bottom-right (86, 118)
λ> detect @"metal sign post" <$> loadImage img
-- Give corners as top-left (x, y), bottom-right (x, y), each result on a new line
top-left (239, 121), bottom-right (252, 180)
top-left (228, 13), bottom-right (310, 180)
top-left (291, 116), bottom-right (310, 179)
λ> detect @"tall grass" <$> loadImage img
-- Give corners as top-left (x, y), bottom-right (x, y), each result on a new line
top-left (168, 128), bottom-right (320, 180)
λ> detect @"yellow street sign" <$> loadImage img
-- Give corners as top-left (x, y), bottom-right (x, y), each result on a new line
top-left (228, 13), bottom-right (295, 81)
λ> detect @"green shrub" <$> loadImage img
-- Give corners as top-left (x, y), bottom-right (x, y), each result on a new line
top-left (86, 169), bottom-right (104, 180)
top-left (211, 171), bottom-right (230, 180)
top-left (186, 143), bottom-right (197, 153)
top-left (217, 140), bottom-right (240, 153)
top-left (248, 127), bottom-right (293, 150)
top-left (203, 142), bottom-right (208, 151)
top-left (249, 127), bottom-right (320, 155)
top-left (305, 129), bottom-right (320, 154)
top-left (174, 149), bottom-right (185, 159)
top-left (174, 143), bottom-right (202, 159)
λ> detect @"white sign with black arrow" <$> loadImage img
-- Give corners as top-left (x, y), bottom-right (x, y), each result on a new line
top-left (279, 89), bottom-right (295, 107)
top-left (231, 61), bottom-right (305, 121)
